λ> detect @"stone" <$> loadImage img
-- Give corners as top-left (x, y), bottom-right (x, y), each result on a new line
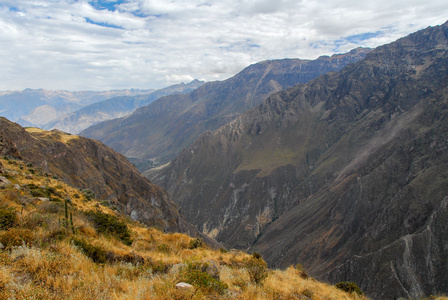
top-left (175, 282), bottom-right (193, 289)
top-left (0, 176), bottom-right (11, 185)
top-left (35, 197), bottom-right (49, 202)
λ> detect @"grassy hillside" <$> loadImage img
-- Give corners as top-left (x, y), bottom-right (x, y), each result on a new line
top-left (0, 156), bottom-right (375, 300)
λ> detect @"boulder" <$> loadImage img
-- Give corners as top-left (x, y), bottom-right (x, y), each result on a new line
top-left (175, 282), bottom-right (193, 289)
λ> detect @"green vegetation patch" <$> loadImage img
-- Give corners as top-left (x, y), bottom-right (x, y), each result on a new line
top-left (179, 261), bottom-right (228, 295)
top-left (0, 208), bottom-right (17, 230)
top-left (27, 184), bottom-right (62, 200)
top-left (73, 238), bottom-right (107, 264)
top-left (335, 281), bottom-right (363, 296)
top-left (246, 255), bottom-right (269, 284)
top-left (86, 211), bottom-right (133, 246)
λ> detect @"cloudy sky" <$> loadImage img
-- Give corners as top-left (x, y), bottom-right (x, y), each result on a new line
top-left (0, 0), bottom-right (446, 91)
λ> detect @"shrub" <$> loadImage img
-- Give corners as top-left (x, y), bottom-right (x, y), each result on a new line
top-left (189, 236), bottom-right (205, 249)
top-left (0, 228), bottom-right (34, 248)
top-left (82, 189), bottom-right (95, 201)
top-left (295, 263), bottom-right (309, 279)
top-left (27, 184), bottom-right (61, 199)
top-left (38, 202), bottom-right (64, 214)
top-left (86, 211), bottom-right (133, 246)
top-left (21, 212), bottom-right (47, 229)
top-left (335, 281), bottom-right (363, 296)
top-left (73, 238), bottom-right (107, 264)
top-left (180, 262), bottom-right (228, 295)
top-left (0, 208), bottom-right (17, 230)
top-left (157, 243), bottom-right (171, 253)
top-left (246, 257), bottom-right (269, 284)
top-left (150, 260), bottom-right (171, 274)
top-left (252, 252), bottom-right (262, 259)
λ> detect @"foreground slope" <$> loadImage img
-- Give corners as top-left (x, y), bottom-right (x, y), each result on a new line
top-left (0, 117), bottom-right (184, 232)
top-left (150, 22), bottom-right (448, 299)
top-left (82, 49), bottom-right (369, 168)
top-left (0, 156), bottom-right (371, 299)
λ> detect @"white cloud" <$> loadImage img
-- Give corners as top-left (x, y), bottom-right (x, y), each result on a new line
top-left (0, 0), bottom-right (446, 91)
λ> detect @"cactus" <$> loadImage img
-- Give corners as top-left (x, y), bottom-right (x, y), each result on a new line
top-left (70, 212), bottom-right (75, 234)
top-left (64, 199), bottom-right (69, 229)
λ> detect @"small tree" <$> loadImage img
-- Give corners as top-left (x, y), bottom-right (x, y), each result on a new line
top-left (335, 281), bottom-right (363, 296)
top-left (246, 256), bottom-right (269, 284)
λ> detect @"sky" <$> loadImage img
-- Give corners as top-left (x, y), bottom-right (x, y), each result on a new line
top-left (0, 0), bottom-right (446, 91)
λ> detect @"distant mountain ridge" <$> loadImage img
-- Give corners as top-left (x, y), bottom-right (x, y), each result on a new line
top-left (43, 80), bottom-right (205, 134)
top-left (149, 21), bottom-right (448, 299)
top-left (81, 48), bottom-right (370, 169)
top-left (0, 88), bottom-right (153, 127)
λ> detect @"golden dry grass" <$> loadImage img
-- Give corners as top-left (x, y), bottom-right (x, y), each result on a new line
top-left (25, 127), bottom-right (79, 143)
top-left (0, 156), bottom-right (406, 300)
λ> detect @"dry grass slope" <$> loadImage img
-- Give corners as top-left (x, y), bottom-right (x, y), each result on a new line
top-left (0, 156), bottom-right (439, 300)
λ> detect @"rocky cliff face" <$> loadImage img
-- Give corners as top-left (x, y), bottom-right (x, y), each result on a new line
top-left (81, 49), bottom-right (369, 169)
top-left (149, 22), bottom-right (448, 299)
top-left (0, 117), bottom-right (187, 233)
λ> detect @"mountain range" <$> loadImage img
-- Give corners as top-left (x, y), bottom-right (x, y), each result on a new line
top-left (81, 48), bottom-right (370, 170)
top-left (148, 21), bottom-right (448, 299)
top-left (0, 88), bottom-right (153, 127)
top-left (43, 80), bottom-right (204, 134)
top-left (0, 81), bottom-right (204, 135)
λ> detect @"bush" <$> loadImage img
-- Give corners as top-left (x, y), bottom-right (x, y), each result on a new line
top-left (0, 228), bottom-right (34, 248)
top-left (189, 236), bottom-right (205, 249)
top-left (157, 243), bottom-right (171, 253)
top-left (86, 211), bottom-right (133, 246)
top-left (252, 252), bottom-right (262, 259)
top-left (294, 263), bottom-right (309, 279)
top-left (246, 257), bottom-right (269, 284)
top-left (335, 281), bottom-right (363, 296)
top-left (27, 184), bottom-right (61, 199)
top-left (73, 238), bottom-right (107, 264)
top-left (180, 261), bottom-right (228, 295)
top-left (21, 212), bottom-right (48, 229)
top-left (150, 260), bottom-right (171, 274)
top-left (0, 208), bottom-right (17, 230)
top-left (82, 189), bottom-right (95, 201)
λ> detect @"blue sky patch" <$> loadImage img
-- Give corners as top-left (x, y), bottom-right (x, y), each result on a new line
top-left (85, 17), bottom-right (124, 29)
top-left (345, 31), bottom-right (382, 44)
top-left (0, 4), bottom-right (21, 12)
top-left (89, 0), bottom-right (127, 12)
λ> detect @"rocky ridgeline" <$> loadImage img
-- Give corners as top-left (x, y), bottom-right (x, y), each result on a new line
top-left (82, 48), bottom-right (370, 169)
top-left (0, 117), bottom-right (189, 233)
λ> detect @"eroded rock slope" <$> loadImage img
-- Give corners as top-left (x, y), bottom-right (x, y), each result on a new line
top-left (150, 22), bottom-right (448, 299)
